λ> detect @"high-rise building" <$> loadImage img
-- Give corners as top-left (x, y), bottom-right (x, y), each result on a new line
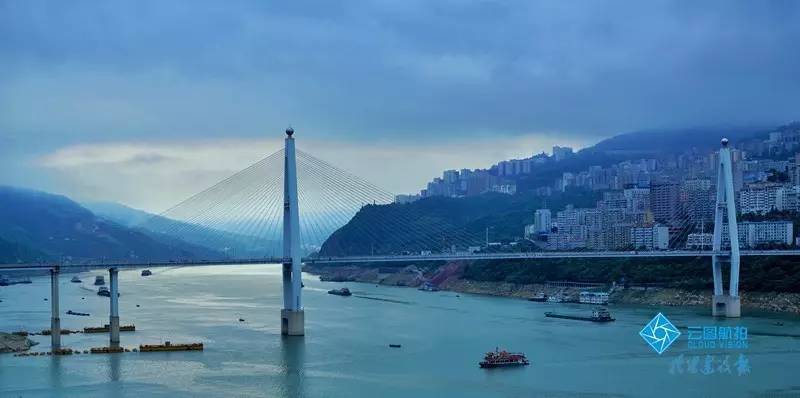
top-left (534, 209), bottom-right (552, 233)
top-left (442, 170), bottom-right (459, 184)
top-left (630, 225), bottom-right (669, 250)
top-left (739, 183), bottom-right (786, 214)
top-left (650, 183), bottom-right (680, 224)
top-left (553, 146), bottom-right (574, 162)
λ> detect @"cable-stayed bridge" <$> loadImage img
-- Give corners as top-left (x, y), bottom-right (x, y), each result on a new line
top-left (3, 129), bottom-right (798, 346)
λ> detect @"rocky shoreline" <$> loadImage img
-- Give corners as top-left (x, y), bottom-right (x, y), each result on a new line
top-left (304, 264), bottom-right (800, 314)
top-left (0, 332), bottom-right (37, 354)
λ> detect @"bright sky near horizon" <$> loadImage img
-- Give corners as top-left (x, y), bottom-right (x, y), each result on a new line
top-left (1, 1), bottom-right (799, 212)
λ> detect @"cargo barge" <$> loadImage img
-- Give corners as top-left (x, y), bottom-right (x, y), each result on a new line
top-left (544, 308), bottom-right (615, 322)
top-left (139, 341), bottom-right (203, 352)
top-left (84, 324), bottom-right (136, 333)
top-left (90, 346), bottom-right (124, 354)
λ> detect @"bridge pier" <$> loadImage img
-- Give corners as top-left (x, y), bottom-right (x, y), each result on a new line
top-left (109, 267), bottom-right (120, 348)
top-left (50, 267), bottom-right (61, 351)
top-left (281, 127), bottom-right (304, 336)
top-left (711, 138), bottom-right (741, 318)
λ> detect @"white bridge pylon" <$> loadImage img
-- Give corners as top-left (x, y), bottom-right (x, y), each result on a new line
top-left (711, 138), bottom-right (741, 317)
top-left (281, 127), bottom-right (304, 335)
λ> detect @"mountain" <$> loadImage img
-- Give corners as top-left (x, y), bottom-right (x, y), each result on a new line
top-left (85, 201), bottom-right (281, 258)
top-left (319, 124), bottom-right (782, 257)
top-left (0, 186), bottom-right (222, 263)
top-left (0, 236), bottom-right (45, 263)
top-left (83, 201), bottom-right (154, 227)
top-left (589, 125), bottom-right (769, 154)
top-left (319, 189), bottom-right (600, 256)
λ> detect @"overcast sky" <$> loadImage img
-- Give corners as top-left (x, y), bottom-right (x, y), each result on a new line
top-left (1, 1), bottom-right (799, 212)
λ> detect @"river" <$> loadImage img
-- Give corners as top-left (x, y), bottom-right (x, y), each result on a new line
top-left (1, 264), bottom-right (799, 397)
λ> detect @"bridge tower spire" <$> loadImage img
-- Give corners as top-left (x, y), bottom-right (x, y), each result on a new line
top-left (711, 137), bottom-right (741, 317)
top-left (281, 127), bottom-right (304, 335)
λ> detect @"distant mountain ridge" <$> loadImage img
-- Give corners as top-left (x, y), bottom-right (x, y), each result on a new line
top-left (85, 201), bottom-right (281, 258)
top-left (0, 186), bottom-right (222, 264)
top-left (588, 125), bottom-right (770, 154)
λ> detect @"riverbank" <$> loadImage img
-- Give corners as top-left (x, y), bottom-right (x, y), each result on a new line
top-left (304, 263), bottom-right (800, 314)
top-left (0, 332), bottom-right (37, 353)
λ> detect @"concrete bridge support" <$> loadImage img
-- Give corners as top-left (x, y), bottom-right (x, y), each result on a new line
top-left (50, 267), bottom-right (61, 351)
top-left (109, 267), bottom-right (120, 348)
top-left (281, 127), bottom-right (304, 336)
top-left (711, 138), bottom-right (741, 318)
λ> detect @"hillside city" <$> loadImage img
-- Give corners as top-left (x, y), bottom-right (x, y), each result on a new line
top-left (396, 124), bottom-right (800, 252)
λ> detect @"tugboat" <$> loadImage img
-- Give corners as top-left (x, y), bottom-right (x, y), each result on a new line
top-left (70, 276), bottom-right (82, 283)
top-left (97, 287), bottom-right (110, 297)
top-left (66, 310), bottom-right (90, 316)
top-left (528, 293), bottom-right (547, 302)
top-left (141, 269), bottom-right (152, 277)
top-left (94, 276), bottom-right (105, 286)
top-left (327, 287), bottom-right (352, 296)
top-left (479, 348), bottom-right (530, 368)
top-left (545, 308), bottom-right (615, 323)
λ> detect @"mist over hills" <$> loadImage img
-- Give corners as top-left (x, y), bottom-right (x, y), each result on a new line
top-left (85, 201), bottom-right (281, 259)
top-left (0, 123), bottom-right (791, 263)
top-left (0, 186), bottom-right (222, 264)
top-left (589, 125), bottom-right (770, 154)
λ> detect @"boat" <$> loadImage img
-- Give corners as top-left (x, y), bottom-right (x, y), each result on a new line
top-left (141, 270), bottom-right (152, 277)
top-left (528, 293), bottom-right (548, 302)
top-left (94, 276), bottom-right (105, 286)
top-left (479, 348), bottom-right (530, 368)
top-left (546, 295), bottom-right (564, 303)
top-left (70, 276), bottom-right (82, 283)
top-left (139, 341), bottom-right (203, 352)
top-left (544, 308), bottom-right (615, 323)
top-left (66, 310), bottom-right (90, 316)
top-left (96, 286), bottom-right (120, 297)
top-left (0, 276), bottom-right (31, 286)
top-left (389, 344), bottom-right (402, 348)
top-left (579, 291), bottom-right (609, 305)
top-left (84, 324), bottom-right (136, 333)
top-left (418, 282), bottom-right (439, 292)
top-left (328, 287), bottom-right (352, 296)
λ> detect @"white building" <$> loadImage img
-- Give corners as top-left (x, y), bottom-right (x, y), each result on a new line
top-left (394, 194), bottom-right (421, 204)
top-left (722, 221), bottom-right (794, 248)
top-left (553, 146), bottom-right (574, 161)
top-left (686, 233), bottom-right (712, 249)
top-left (534, 209), bottom-right (552, 233)
top-left (739, 184), bottom-right (786, 214)
top-left (630, 225), bottom-right (669, 250)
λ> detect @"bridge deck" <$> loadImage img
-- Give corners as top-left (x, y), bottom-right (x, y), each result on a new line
top-left (2, 249), bottom-right (800, 271)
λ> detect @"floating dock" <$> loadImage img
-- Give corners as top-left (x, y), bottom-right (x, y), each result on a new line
top-left (90, 346), bottom-right (125, 354)
top-left (139, 341), bottom-right (203, 352)
top-left (83, 324), bottom-right (135, 333)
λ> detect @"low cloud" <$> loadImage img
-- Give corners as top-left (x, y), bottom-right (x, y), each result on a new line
top-left (37, 133), bottom-right (586, 212)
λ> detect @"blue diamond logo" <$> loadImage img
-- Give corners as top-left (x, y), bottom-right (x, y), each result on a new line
top-left (639, 313), bottom-right (681, 354)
